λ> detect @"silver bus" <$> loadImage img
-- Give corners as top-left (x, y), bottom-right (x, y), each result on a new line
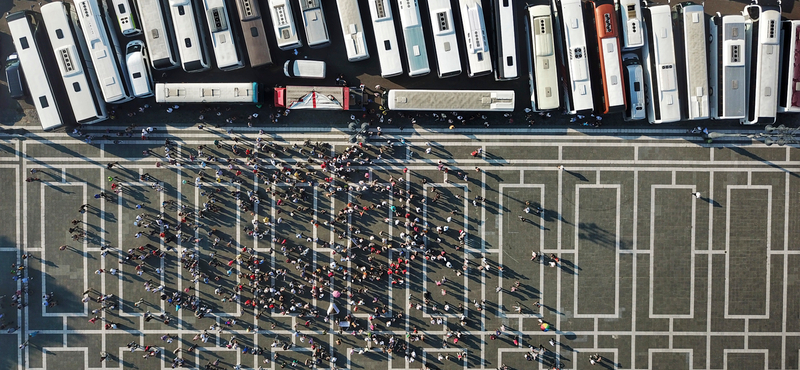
top-left (298, 0), bottom-right (330, 48)
top-left (135, 0), bottom-right (179, 69)
top-left (335, 0), bottom-right (369, 62)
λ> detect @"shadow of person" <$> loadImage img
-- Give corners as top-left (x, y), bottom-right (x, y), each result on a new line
top-left (565, 170), bottom-right (589, 182)
top-left (701, 197), bottom-right (723, 208)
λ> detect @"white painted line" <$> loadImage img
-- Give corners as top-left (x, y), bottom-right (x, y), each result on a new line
top-left (18, 162), bottom-right (800, 174)
top-left (99, 167), bottom-right (108, 359)
top-left (21, 141), bottom-right (28, 370)
top-left (14, 164), bottom-right (22, 370)
top-left (481, 167), bottom-right (486, 252)
top-left (631, 169), bottom-right (638, 367)
top-left (19, 328), bottom-right (800, 336)
top-left (783, 171), bottom-right (790, 370)
top-left (707, 170), bottom-right (714, 370)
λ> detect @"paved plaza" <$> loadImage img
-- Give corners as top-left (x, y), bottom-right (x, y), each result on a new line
top-left (0, 127), bottom-right (797, 370)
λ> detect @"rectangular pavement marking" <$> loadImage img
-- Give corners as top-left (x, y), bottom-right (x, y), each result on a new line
top-left (790, 146), bottom-right (800, 162)
top-left (25, 141), bottom-right (102, 160)
top-left (0, 334), bottom-right (20, 368)
top-left (649, 350), bottom-right (691, 370)
top-left (575, 185), bottom-right (619, 317)
top-left (726, 186), bottom-right (771, 318)
top-left (638, 146), bottom-right (710, 161)
top-left (564, 348), bottom-right (617, 370)
top-left (41, 182), bottom-right (87, 316)
top-left (41, 348), bottom-right (87, 370)
top-left (0, 168), bottom-right (18, 246)
top-left (725, 350), bottom-right (768, 370)
top-left (0, 140), bottom-right (19, 159)
top-left (650, 185), bottom-right (694, 317)
top-left (499, 185), bottom-right (545, 250)
top-left (484, 145), bottom-right (559, 161)
top-left (498, 184), bottom-right (545, 317)
top-left (421, 182), bottom-right (468, 318)
top-left (197, 182), bottom-right (242, 318)
top-left (788, 255), bottom-right (800, 333)
top-left (713, 147), bottom-right (787, 163)
top-left (115, 182), bottom-right (164, 317)
top-left (562, 146), bottom-right (635, 161)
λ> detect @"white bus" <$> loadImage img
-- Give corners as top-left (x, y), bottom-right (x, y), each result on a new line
top-left (234, 0), bottom-right (273, 67)
top-left (268, 0), bottom-right (302, 50)
top-left (459, 0), bottom-right (492, 78)
top-left (673, 2), bottom-right (709, 120)
top-left (155, 82), bottom-right (259, 103)
top-left (492, 0), bottom-right (517, 80)
top-left (426, 0), bottom-right (461, 77)
top-left (742, 4), bottom-right (782, 125)
top-left (553, 0), bottom-right (593, 114)
top-left (618, 0), bottom-right (644, 50)
top-left (709, 14), bottom-right (746, 119)
top-left (168, 0), bottom-right (210, 72)
top-left (298, 0), bottom-right (330, 48)
top-left (41, 2), bottom-right (107, 125)
top-left (622, 53), bottom-right (645, 120)
top-left (397, 0), bottom-right (430, 77)
top-left (779, 20), bottom-right (800, 112)
top-left (202, 0), bottom-right (244, 70)
top-left (335, 0), bottom-right (369, 61)
top-left (366, 0), bottom-right (403, 77)
top-left (642, 4), bottom-right (680, 123)
top-left (135, 0), bottom-right (179, 70)
top-left (6, 11), bottom-right (64, 131)
top-left (74, 0), bottom-right (132, 103)
top-left (526, 5), bottom-right (560, 112)
top-left (387, 89), bottom-right (515, 111)
top-left (110, 0), bottom-right (141, 36)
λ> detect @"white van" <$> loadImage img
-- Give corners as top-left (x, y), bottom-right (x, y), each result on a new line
top-left (622, 53), bottom-right (645, 121)
top-left (126, 40), bottom-right (153, 98)
top-left (283, 60), bottom-right (326, 79)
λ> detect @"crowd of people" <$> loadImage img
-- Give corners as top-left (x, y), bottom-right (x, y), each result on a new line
top-left (4, 111), bottom-right (614, 370)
